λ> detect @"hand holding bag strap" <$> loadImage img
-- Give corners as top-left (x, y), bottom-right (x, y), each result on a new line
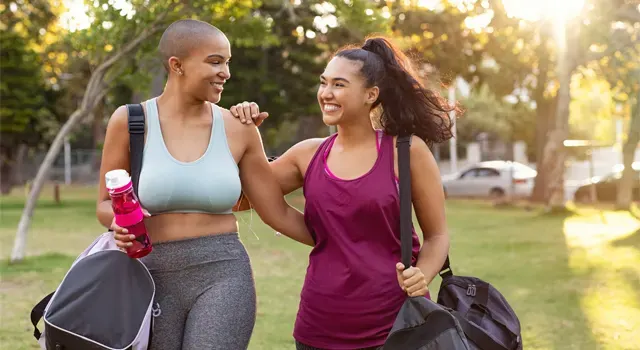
top-left (126, 104), bottom-right (145, 197)
top-left (396, 135), bottom-right (452, 274)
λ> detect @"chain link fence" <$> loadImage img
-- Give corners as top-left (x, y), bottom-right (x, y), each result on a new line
top-left (16, 149), bottom-right (102, 186)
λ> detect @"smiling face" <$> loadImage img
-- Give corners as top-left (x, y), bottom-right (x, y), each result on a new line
top-left (168, 33), bottom-right (231, 103)
top-left (317, 56), bottom-right (379, 126)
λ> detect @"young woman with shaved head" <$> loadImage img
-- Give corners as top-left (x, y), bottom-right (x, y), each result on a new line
top-left (97, 19), bottom-right (313, 350)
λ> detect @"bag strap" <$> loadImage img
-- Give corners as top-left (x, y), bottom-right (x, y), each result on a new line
top-left (396, 135), bottom-right (414, 270)
top-left (396, 135), bottom-right (452, 275)
top-left (126, 104), bottom-right (145, 197)
top-left (31, 291), bottom-right (55, 340)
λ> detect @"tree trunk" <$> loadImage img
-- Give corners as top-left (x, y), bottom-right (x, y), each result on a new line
top-left (12, 144), bottom-right (28, 186)
top-left (53, 183), bottom-right (61, 204)
top-left (92, 97), bottom-right (106, 171)
top-left (616, 89), bottom-right (640, 210)
top-left (543, 23), bottom-right (574, 211)
top-left (0, 160), bottom-right (13, 195)
top-left (530, 30), bottom-right (553, 202)
top-left (10, 107), bottom-right (92, 262)
top-left (10, 20), bottom-right (165, 263)
top-left (151, 66), bottom-right (166, 97)
top-left (295, 115), bottom-right (326, 141)
top-left (531, 100), bottom-right (554, 202)
top-left (1, 144), bottom-right (28, 195)
top-left (92, 97), bottom-right (106, 149)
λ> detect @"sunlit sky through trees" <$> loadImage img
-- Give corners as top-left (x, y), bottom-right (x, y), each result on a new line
top-left (60, 0), bottom-right (586, 32)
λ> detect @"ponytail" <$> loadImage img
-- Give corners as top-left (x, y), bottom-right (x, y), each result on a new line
top-left (335, 36), bottom-right (457, 146)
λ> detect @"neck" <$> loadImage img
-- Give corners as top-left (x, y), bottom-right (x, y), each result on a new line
top-left (156, 78), bottom-right (208, 120)
top-left (334, 114), bottom-right (376, 149)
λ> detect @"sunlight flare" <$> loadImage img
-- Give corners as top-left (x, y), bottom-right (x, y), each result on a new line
top-left (563, 211), bottom-right (640, 348)
top-left (501, 0), bottom-right (585, 21)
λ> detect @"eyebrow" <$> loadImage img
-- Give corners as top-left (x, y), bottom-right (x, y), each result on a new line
top-left (206, 54), bottom-right (230, 60)
top-left (320, 75), bottom-right (350, 84)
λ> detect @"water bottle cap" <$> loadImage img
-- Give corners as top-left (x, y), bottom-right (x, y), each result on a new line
top-left (105, 169), bottom-right (131, 190)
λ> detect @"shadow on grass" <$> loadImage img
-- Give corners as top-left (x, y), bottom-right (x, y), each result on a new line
top-left (1, 253), bottom-right (74, 277)
top-left (1, 199), bottom-right (96, 211)
top-left (611, 228), bottom-right (640, 248)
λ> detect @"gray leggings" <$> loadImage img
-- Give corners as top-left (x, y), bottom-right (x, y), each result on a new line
top-left (140, 232), bottom-right (256, 350)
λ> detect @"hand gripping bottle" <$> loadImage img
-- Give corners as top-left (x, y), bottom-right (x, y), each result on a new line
top-left (105, 169), bottom-right (152, 258)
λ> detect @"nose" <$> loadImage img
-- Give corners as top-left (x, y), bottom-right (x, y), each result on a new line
top-left (320, 85), bottom-right (333, 100)
top-left (220, 64), bottom-right (231, 80)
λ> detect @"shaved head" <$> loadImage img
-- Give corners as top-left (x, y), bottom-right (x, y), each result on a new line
top-left (158, 19), bottom-right (224, 72)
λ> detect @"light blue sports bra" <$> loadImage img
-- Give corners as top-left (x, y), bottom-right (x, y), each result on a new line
top-left (137, 98), bottom-right (241, 215)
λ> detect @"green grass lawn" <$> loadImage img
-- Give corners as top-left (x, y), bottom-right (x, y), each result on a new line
top-left (1, 185), bottom-right (639, 350)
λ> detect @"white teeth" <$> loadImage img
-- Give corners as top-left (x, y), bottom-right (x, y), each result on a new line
top-left (324, 104), bottom-right (340, 112)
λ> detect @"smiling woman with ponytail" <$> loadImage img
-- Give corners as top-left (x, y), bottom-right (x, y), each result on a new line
top-left (231, 35), bottom-right (455, 349)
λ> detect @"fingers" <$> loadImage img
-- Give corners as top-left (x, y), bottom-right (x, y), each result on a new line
top-left (407, 284), bottom-right (429, 297)
top-left (254, 112), bottom-right (269, 127)
top-left (115, 234), bottom-right (135, 249)
top-left (404, 274), bottom-right (427, 294)
top-left (396, 263), bottom-right (406, 291)
top-left (114, 232), bottom-right (135, 248)
top-left (402, 267), bottom-right (417, 279)
top-left (241, 101), bottom-right (254, 124)
top-left (141, 208), bottom-right (151, 217)
top-left (249, 102), bottom-right (259, 119)
top-left (111, 220), bottom-right (135, 248)
top-left (230, 104), bottom-right (248, 124)
top-left (397, 265), bottom-right (429, 297)
top-left (230, 105), bottom-right (237, 117)
top-left (231, 102), bottom-right (263, 125)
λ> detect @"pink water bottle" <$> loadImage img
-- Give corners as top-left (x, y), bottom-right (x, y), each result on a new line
top-left (105, 169), bottom-right (152, 258)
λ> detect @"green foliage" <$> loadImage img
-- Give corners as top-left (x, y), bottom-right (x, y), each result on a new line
top-left (391, 1), bottom-right (485, 85)
top-left (0, 29), bottom-right (58, 168)
top-left (0, 0), bottom-right (58, 40)
top-left (568, 71), bottom-right (617, 143)
top-left (215, 0), bottom-right (390, 151)
top-left (458, 84), bottom-right (536, 144)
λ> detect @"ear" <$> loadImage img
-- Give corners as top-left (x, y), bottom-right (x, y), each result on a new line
top-left (365, 86), bottom-right (379, 105)
top-left (168, 56), bottom-right (183, 76)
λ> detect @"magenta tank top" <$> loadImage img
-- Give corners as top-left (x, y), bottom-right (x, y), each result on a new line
top-left (293, 131), bottom-right (421, 349)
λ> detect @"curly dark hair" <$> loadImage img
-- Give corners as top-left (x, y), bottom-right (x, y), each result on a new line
top-left (335, 36), bottom-right (457, 146)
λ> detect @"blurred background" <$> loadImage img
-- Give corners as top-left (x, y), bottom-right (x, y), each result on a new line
top-left (2, 0), bottom-right (639, 206)
top-left (1, 1), bottom-right (639, 349)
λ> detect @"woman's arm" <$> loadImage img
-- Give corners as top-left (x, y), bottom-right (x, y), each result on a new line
top-left (95, 106), bottom-right (147, 248)
top-left (96, 106), bottom-right (130, 228)
top-left (237, 124), bottom-right (315, 246)
top-left (234, 138), bottom-right (322, 211)
top-left (409, 135), bottom-right (450, 285)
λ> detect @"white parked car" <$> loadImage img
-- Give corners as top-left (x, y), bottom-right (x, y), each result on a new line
top-left (441, 161), bottom-right (537, 199)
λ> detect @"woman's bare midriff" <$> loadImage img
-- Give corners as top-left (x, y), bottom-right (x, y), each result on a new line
top-left (144, 212), bottom-right (239, 243)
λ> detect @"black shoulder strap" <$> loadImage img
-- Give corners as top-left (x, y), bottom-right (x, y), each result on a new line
top-left (396, 135), bottom-right (452, 276)
top-left (126, 104), bottom-right (145, 197)
top-left (396, 135), bottom-right (414, 270)
top-left (31, 291), bottom-right (54, 340)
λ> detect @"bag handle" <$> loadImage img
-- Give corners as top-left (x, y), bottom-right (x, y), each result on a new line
top-left (31, 291), bottom-right (54, 340)
top-left (126, 104), bottom-right (145, 197)
top-left (396, 135), bottom-right (413, 270)
top-left (396, 135), bottom-right (452, 275)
